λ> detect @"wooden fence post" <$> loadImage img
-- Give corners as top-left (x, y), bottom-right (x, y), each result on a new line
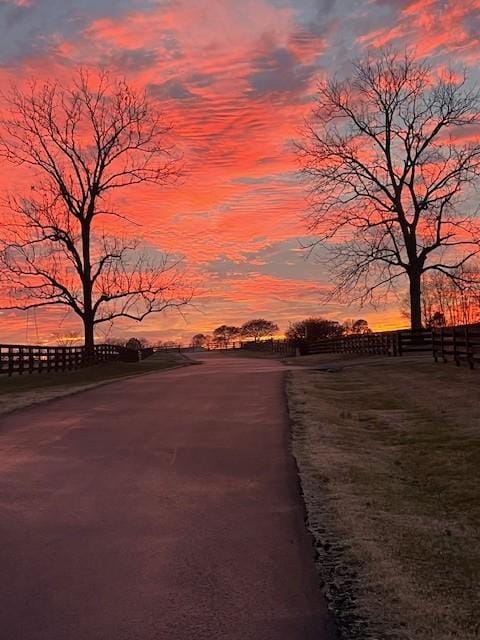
top-left (465, 325), bottom-right (474, 370)
top-left (8, 346), bottom-right (14, 376)
top-left (453, 326), bottom-right (459, 366)
top-left (19, 347), bottom-right (24, 375)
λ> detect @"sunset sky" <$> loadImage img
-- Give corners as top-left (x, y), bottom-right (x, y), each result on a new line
top-left (1, 0), bottom-right (479, 344)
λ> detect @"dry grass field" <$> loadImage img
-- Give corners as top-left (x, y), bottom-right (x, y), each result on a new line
top-left (287, 357), bottom-right (480, 640)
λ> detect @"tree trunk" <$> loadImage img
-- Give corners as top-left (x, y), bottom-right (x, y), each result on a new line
top-left (409, 270), bottom-right (423, 331)
top-left (81, 220), bottom-right (95, 363)
top-left (83, 315), bottom-right (95, 363)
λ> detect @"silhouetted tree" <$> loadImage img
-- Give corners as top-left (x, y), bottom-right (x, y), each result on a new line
top-left (203, 335), bottom-right (213, 351)
top-left (351, 319), bottom-right (371, 334)
top-left (343, 318), bottom-right (371, 334)
top-left (213, 325), bottom-right (240, 349)
top-left (299, 50), bottom-right (480, 330)
top-left (50, 330), bottom-right (82, 346)
top-left (240, 318), bottom-right (278, 342)
top-left (285, 317), bottom-right (344, 341)
top-left (0, 69), bottom-right (190, 355)
top-left (125, 337), bottom-right (142, 351)
top-left (426, 311), bottom-right (447, 328)
top-left (191, 333), bottom-right (207, 348)
top-left (403, 267), bottom-right (480, 326)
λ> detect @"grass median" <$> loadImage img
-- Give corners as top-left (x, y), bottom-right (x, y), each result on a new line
top-left (0, 352), bottom-right (188, 416)
top-left (287, 357), bottom-right (480, 640)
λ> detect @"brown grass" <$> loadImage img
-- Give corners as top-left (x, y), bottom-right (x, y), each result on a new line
top-left (287, 358), bottom-right (480, 640)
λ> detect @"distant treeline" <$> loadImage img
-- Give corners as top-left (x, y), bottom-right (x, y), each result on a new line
top-left (190, 317), bottom-right (372, 349)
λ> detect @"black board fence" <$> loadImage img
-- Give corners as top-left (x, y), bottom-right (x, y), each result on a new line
top-left (303, 329), bottom-right (432, 357)
top-left (433, 324), bottom-right (480, 369)
top-left (0, 343), bottom-right (119, 376)
top-left (240, 339), bottom-right (295, 355)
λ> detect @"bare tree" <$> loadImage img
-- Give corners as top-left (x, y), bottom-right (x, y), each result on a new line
top-left (299, 50), bottom-right (480, 329)
top-left (213, 325), bottom-right (240, 349)
top-left (285, 317), bottom-right (344, 341)
top-left (49, 330), bottom-right (83, 346)
top-left (403, 266), bottom-right (480, 326)
top-left (0, 69), bottom-right (190, 354)
top-left (191, 333), bottom-right (207, 348)
top-left (350, 319), bottom-right (371, 334)
top-left (240, 318), bottom-right (278, 342)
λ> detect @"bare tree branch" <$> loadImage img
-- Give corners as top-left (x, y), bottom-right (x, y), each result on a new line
top-left (0, 69), bottom-right (190, 348)
top-left (298, 49), bottom-right (480, 329)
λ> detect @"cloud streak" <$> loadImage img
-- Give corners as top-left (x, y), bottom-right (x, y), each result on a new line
top-left (0, 0), bottom-right (479, 343)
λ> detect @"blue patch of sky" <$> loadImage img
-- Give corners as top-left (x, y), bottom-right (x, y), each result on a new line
top-left (0, 0), bottom-right (164, 64)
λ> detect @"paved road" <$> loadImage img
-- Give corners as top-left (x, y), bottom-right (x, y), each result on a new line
top-left (0, 354), bottom-right (335, 640)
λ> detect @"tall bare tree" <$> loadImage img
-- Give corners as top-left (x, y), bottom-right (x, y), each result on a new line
top-left (299, 50), bottom-right (480, 329)
top-left (0, 70), bottom-right (190, 352)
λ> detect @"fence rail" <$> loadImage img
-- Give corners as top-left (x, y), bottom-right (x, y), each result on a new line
top-left (433, 325), bottom-right (480, 369)
top-left (0, 344), bottom-right (119, 376)
top-left (304, 329), bottom-right (432, 357)
top-left (4, 325), bottom-right (480, 376)
top-left (241, 339), bottom-right (295, 355)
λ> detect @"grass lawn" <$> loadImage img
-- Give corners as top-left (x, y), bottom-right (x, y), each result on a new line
top-left (287, 357), bottom-right (480, 640)
top-left (0, 352), bottom-right (188, 415)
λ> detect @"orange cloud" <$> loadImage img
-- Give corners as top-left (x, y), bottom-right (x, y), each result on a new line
top-left (0, 0), bottom-right (478, 344)
top-left (358, 0), bottom-right (480, 62)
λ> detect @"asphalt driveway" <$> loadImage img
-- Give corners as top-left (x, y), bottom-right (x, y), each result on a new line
top-left (0, 353), bottom-right (335, 639)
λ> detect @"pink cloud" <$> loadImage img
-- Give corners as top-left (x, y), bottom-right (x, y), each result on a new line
top-left (0, 0), bottom-right (477, 344)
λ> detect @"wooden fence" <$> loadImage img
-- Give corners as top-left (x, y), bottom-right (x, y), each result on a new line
top-left (304, 329), bottom-right (432, 357)
top-left (0, 344), bottom-right (119, 376)
top-left (5, 326), bottom-right (479, 374)
top-left (153, 345), bottom-right (183, 354)
top-left (433, 325), bottom-right (480, 369)
top-left (241, 339), bottom-right (296, 355)
top-left (239, 327), bottom-right (480, 369)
